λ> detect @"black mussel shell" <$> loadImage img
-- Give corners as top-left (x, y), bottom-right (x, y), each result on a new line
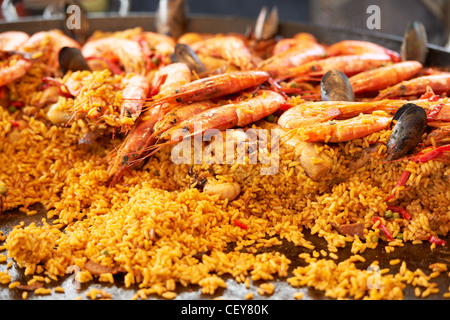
top-left (385, 103), bottom-right (427, 161)
top-left (155, 0), bottom-right (187, 39)
top-left (254, 6), bottom-right (279, 40)
top-left (59, 47), bottom-right (91, 75)
top-left (170, 43), bottom-right (206, 74)
top-left (320, 69), bottom-right (354, 102)
top-left (400, 21), bottom-right (428, 64)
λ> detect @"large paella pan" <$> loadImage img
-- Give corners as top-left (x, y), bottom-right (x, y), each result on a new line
top-left (0, 9), bottom-right (449, 302)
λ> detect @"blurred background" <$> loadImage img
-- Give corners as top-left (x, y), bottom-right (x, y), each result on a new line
top-left (1, 0), bottom-right (450, 47)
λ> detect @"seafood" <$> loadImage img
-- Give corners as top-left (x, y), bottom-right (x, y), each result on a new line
top-left (326, 40), bottom-right (401, 62)
top-left (0, 52), bottom-right (33, 87)
top-left (374, 74), bottom-right (450, 100)
top-left (152, 70), bottom-right (270, 109)
top-left (170, 43), bottom-right (206, 75)
top-left (120, 74), bottom-right (151, 127)
top-left (136, 31), bottom-right (176, 69)
top-left (279, 98), bottom-right (450, 143)
top-left (0, 30), bottom-right (80, 87)
top-left (189, 35), bottom-right (255, 71)
top-left (148, 62), bottom-right (191, 97)
top-left (107, 105), bottom-right (161, 183)
top-left (278, 100), bottom-right (399, 128)
top-left (155, 0), bottom-right (188, 39)
top-left (284, 54), bottom-right (393, 84)
top-left (81, 37), bottom-right (147, 74)
top-left (20, 30), bottom-right (81, 73)
top-left (152, 100), bottom-right (218, 138)
top-left (58, 47), bottom-right (91, 75)
top-left (257, 38), bottom-right (326, 80)
top-left (289, 112), bottom-right (392, 143)
top-left (253, 6), bottom-right (279, 41)
top-left (0, 31), bottom-right (29, 51)
top-left (258, 121), bottom-right (333, 180)
top-left (320, 69), bottom-right (354, 101)
top-left (385, 103), bottom-right (427, 161)
top-left (203, 181), bottom-right (241, 201)
top-left (349, 60), bottom-right (422, 95)
top-left (272, 32), bottom-right (319, 55)
top-left (400, 21), bottom-right (428, 64)
top-left (107, 62), bottom-right (193, 179)
top-left (156, 89), bottom-right (285, 142)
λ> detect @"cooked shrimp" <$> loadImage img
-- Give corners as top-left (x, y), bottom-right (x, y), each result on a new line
top-left (278, 100), bottom-right (405, 128)
top-left (284, 54), bottom-right (393, 83)
top-left (107, 104), bottom-right (161, 183)
top-left (148, 62), bottom-right (191, 98)
top-left (178, 32), bottom-right (212, 45)
top-left (120, 73), bottom-right (151, 128)
top-left (0, 31), bottom-right (29, 50)
top-left (152, 100), bottom-right (218, 138)
top-left (189, 35), bottom-right (255, 70)
top-left (279, 99), bottom-right (450, 143)
top-left (326, 40), bottom-right (401, 62)
top-left (134, 31), bottom-right (176, 69)
top-left (157, 90), bottom-right (285, 142)
top-left (258, 40), bottom-right (326, 80)
top-left (290, 112), bottom-right (392, 143)
top-left (0, 53), bottom-right (33, 87)
top-left (272, 32), bottom-right (319, 55)
top-left (81, 37), bottom-right (147, 74)
top-left (374, 74), bottom-right (450, 100)
top-left (349, 61), bottom-right (422, 95)
top-left (20, 30), bottom-right (81, 73)
top-left (152, 70), bottom-right (270, 111)
top-left (0, 30), bottom-right (78, 86)
top-left (107, 63), bottom-right (193, 181)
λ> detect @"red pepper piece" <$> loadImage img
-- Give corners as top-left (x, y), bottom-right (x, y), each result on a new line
top-left (42, 77), bottom-right (73, 98)
top-left (86, 56), bottom-right (124, 75)
top-left (279, 103), bottom-right (292, 111)
top-left (387, 205), bottom-right (411, 220)
top-left (10, 120), bottom-right (20, 127)
top-left (428, 235), bottom-right (447, 246)
top-left (372, 217), bottom-right (394, 241)
top-left (417, 145), bottom-right (450, 163)
top-left (386, 169), bottom-right (411, 201)
top-left (9, 101), bottom-right (24, 108)
top-left (234, 219), bottom-right (248, 230)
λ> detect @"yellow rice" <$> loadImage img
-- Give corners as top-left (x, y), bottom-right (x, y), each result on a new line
top-left (0, 71), bottom-right (449, 300)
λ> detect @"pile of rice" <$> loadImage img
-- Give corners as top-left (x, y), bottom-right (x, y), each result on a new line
top-left (0, 86), bottom-right (449, 300)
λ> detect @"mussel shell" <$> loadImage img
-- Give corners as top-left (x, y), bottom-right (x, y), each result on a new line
top-left (400, 21), bottom-right (428, 64)
top-left (254, 6), bottom-right (279, 40)
top-left (59, 46), bottom-right (91, 75)
top-left (320, 69), bottom-right (354, 101)
top-left (170, 43), bottom-right (206, 74)
top-left (155, 0), bottom-right (187, 39)
top-left (385, 103), bottom-right (427, 161)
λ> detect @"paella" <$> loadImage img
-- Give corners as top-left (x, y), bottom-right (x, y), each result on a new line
top-left (0, 11), bottom-right (449, 301)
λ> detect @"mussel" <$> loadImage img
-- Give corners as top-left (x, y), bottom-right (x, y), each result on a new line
top-left (254, 6), bottom-right (279, 41)
top-left (400, 21), bottom-right (428, 64)
top-left (320, 69), bottom-right (354, 101)
top-left (170, 43), bottom-right (206, 75)
top-left (385, 103), bottom-right (427, 161)
top-left (58, 46), bottom-right (91, 75)
top-left (155, 0), bottom-right (188, 39)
